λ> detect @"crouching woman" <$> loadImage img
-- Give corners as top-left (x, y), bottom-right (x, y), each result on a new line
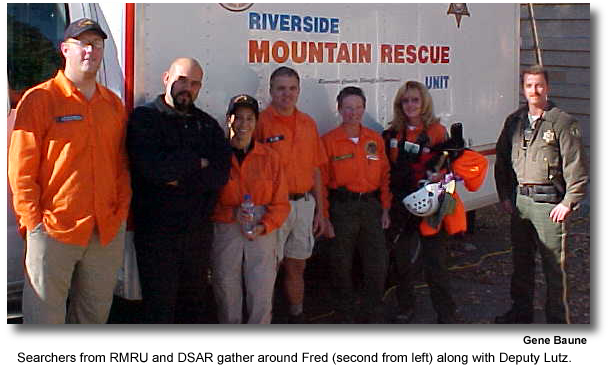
top-left (211, 95), bottom-right (290, 324)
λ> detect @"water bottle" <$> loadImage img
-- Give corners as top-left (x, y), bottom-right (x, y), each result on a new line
top-left (241, 194), bottom-right (256, 236)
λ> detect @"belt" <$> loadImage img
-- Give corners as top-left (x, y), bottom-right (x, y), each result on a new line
top-left (518, 184), bottom-right (556, 196)
top-left (518, 184), bottom-right (561, 204)
top-left (330, 189), bottom-right (379, 202)
top-left (289, 192), bottom-right (309, 201)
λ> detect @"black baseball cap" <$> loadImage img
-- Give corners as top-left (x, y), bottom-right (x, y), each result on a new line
top-left (64, 18), bottom-right (108, 40)
top-left (227, 94), bottom-right (259, 118)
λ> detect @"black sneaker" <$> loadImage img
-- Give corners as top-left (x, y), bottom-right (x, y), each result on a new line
top-left (495, 309), bottom-right (533, 324)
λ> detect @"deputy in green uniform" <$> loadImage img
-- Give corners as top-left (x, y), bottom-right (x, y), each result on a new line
top-left (494, 65), bottom-right (588, 324)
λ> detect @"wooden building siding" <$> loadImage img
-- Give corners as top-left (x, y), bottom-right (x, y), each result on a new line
top-left (520, 3), bottom-right (590, 147)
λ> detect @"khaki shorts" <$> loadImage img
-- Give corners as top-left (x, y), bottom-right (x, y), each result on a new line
top-left (277, 195), bottom-right (316, 260)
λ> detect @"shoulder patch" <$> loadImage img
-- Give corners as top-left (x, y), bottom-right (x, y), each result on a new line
top-left (570, 122), bottom-right (581, 138)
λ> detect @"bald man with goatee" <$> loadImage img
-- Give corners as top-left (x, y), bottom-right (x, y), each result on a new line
top-left (127, 58), bottom-right (231, 323)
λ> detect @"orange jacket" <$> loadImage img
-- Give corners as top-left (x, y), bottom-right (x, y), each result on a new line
top-left (212, 142), bottom-right (290, 235)
top-left (419, 149), bottom-right (488, 236)
top-left (322, 124), bottom-right (392, 215)
top-left (8, 70), bottom-right (132, 246)
top-left (254, 105), bottom-right (327, 194)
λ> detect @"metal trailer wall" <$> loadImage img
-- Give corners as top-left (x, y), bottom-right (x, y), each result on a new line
top-left (520, 3), bottom-right (591, 147)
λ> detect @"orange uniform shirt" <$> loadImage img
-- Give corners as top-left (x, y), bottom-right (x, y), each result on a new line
top-left (212, 142), bottom-right (290, 235)
top-left (8, 70), bottom-right (132, 246)
top-left (322, 124), bottom-right (392, 214)
top-left (254, 105), bottom-right (327, 194)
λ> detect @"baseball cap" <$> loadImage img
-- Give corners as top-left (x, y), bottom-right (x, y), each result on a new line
top-left (64, 18), bottom-right (108, 40)
top-left (227, 94), bottom-right (259, 118)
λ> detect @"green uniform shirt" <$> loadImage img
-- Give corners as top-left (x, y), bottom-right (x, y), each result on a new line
top-left (495, 102), bottom-right (588, 210)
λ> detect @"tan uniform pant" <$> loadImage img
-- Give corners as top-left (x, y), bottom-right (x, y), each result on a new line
top-left (23, 223), bottom-right (125, 324)
top-left (212, 222), bottom-right (279, 324)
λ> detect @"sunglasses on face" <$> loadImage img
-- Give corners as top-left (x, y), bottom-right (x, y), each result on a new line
top-left (65, 39), bottom-right (104, 50)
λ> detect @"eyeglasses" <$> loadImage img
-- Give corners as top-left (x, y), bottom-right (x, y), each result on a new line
top-left (64, 39), bottom-right (104, 50)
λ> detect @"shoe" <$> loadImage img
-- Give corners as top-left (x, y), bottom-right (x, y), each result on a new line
top-left (394, 307), bottom-right (415, 324)
top-left (495, 309), bottom-right (533, 324)
top-left (288, 313), bottom-right (306, 324)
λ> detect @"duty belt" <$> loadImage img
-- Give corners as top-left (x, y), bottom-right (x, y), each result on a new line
top-left (330, 188), bottom-right (379, 202)
top-left (518, 184), bottom-right (561, 204)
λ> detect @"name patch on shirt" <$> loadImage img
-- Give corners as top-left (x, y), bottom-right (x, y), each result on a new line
top-left (390, 138), bottom-right (398, 148)
top-left (266, 135), bottom-right (284, 143)
top-left (333, 153), bottom-right (354, 161)
top-left (55, 115), bottom-right (83, 123)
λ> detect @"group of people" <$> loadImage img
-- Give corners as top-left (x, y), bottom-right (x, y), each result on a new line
top-left (8, 18), bottom-right (588, 325)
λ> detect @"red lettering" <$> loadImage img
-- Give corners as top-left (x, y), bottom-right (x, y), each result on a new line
top-left (248, 40), bottom-right (269, 63)
top-left (406, 45), bottom-right (417, 63)
top-left (394, 44), bottom-right (405, 64)
top-left (272, 40), bottom-right (289, 63)
top-left (418, 45), bottom-right (429, 64)
top-left (336, 43), bottom-right (351, 63)
top-left (441, 46), bottom-right (450, 63)
top-left (325, 42), bottom-right (338, 63)
top-left (309, 42), bottom-right (323, 63)
top-left (380, 44), bottom-right (392, 63)
top-left (430, 46), bottom-right (440, 63)
top-left (358, 43), bottom-right (371, 63)
top-left (292, 41), bottom-right (307, 63)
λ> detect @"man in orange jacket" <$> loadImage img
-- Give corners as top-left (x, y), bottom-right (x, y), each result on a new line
top-left (254, 66), bottom-right (327, 323)
top-left (8, 18), bottom-right (131, 324)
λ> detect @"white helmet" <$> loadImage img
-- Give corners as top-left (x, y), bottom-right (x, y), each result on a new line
top-left (402, 182), bottom-right (443, 217)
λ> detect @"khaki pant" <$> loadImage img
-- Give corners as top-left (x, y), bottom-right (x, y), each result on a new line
top-left (511, 193), bottom-right (570, 323)
top-left (23, 223), bottom-right (125, 324)
top-left (212, 222), bottom-right (279, 324)
top-left (276, 196), bottom-right (316, 260)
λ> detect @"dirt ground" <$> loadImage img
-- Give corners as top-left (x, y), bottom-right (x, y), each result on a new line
top-left (298, 203), bottom-right (591, 324)
top-left (102, 202), bottom-right (590, 325)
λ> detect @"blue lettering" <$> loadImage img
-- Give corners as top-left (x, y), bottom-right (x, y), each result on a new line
top-left (433, 76), bottom-right (441, 89)
top-left (249, 12), bottom-right (261, 30)
top-left (303, 16), bottom-right (313, 32)
top-left (267, 13), bottom-right (280, 30)
top-left (292, 15), bottom-right (302, 32)
top-left (330, 18), bottom-right (339, 33)
top-left (319, 18), bottom-right (329, 33)
top-left (279, 14), bottom-right (289, 31)
top-left (425, 75), bottom-right (450, 89)
top-left (248, 13), bottom-right (340, 34)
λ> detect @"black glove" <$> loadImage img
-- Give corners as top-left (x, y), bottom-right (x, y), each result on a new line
top-left (431, 122), bottom-right (466, 161)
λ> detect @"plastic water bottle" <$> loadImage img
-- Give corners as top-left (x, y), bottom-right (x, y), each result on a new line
top-left (241, 194), bottom-right (256, 236)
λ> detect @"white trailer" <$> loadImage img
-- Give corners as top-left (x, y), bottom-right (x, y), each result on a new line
top-left (6, 3), bottom-right (520, 316)
top-left (106, 2), bottom-right (520, 209)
